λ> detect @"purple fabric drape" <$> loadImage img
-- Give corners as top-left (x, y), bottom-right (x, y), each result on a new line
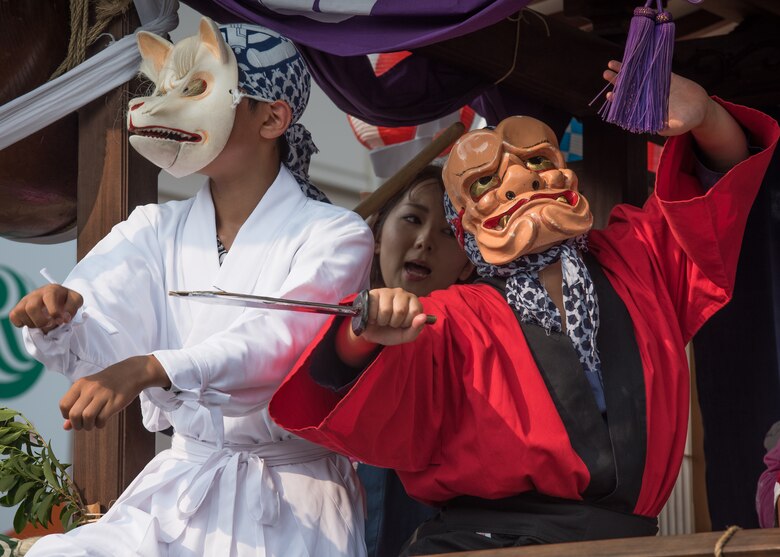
top-left (183, 0), bottom-right (529, 56)
top-left (183, 0), bottom-right (569, 136)
top-left (300, 46), bottom-right (570, 137)
top-left (297, 46), bottom-right (483, 126)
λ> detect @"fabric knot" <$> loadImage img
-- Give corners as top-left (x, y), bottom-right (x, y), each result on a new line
top-left (284, 122), bottom-right (328, 202)
top-left (177, 447), bottom-right (280, 526)
top-left (244, 453), bottom-right (280, 524)
top-left (173, 390), bottom-right (230, 448)
top-left (229, 88), bottom-right (244, 108)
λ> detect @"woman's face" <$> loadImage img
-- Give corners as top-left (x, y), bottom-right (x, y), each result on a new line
top-left (376, 181), bottom-right (473, 297)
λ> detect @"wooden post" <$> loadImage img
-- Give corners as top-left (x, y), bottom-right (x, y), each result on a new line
top-left (74, 9), bottom-right (158, 510)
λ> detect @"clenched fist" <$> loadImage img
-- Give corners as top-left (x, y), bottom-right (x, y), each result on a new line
top-left (60, 355), bottom-right (171, 431)
top-left (9, 284), bottom-right (83, 334)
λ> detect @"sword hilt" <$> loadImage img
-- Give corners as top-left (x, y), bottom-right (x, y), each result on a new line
top-left (350, 289), bottom-right (437, 336)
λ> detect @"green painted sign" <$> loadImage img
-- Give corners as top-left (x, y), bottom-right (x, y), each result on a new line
top-left (0, 266), bottom-right (43, 398)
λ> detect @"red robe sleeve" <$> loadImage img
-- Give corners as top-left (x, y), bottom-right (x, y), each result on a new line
top-left (590, 99), bottom-right (779, 343)
top-left (270, 286), bottom-right (593, 505)
top-left (270, 291), bottom-right (457, 472)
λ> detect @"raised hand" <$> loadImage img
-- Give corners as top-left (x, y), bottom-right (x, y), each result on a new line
top-left (603, 60), bottom-right (748, 171)
top-left (9, 284), bottom-right (83, 333)
top-left (59, 355), bottom-right (170, 431)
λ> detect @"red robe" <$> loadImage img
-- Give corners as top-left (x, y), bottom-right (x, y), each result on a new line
top-left (270, 101), bottom-right (779, 518)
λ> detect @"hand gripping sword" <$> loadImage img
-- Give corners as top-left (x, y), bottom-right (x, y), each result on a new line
top-left (168, 289), bottom-right (436, 336)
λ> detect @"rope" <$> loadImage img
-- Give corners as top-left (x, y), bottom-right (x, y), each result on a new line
top-left (714, 525), bottom-right (741, 557)
top-left (494, 12), bottom-right (521, 86)
top-left (494, 9), bottom-right (550, 86)
top-left (50, 0), bottom-right (134, 79)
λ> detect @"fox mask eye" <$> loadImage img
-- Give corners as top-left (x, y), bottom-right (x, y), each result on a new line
top-left (182, 78), bottom-right (207, 97)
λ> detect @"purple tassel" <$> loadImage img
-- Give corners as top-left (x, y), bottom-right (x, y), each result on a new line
top-left (600, 1), bottom-right (657, 132)
top-left (643, 10), bottom-right (675, 134)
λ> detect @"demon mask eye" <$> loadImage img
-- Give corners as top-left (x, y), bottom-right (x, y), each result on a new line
top-left (469, 174), bottom-right (501, 201)
top-left (524, 156), bottom-right (556, 172)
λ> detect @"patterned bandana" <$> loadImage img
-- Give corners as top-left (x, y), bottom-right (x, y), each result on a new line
top-left (219, 24), bottom-right (327, 202)
top-left (444, 192), bottom-right (606, 411)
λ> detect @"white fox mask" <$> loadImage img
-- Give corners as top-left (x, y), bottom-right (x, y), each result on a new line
top-left (127, 17), bottom-right (238, 178)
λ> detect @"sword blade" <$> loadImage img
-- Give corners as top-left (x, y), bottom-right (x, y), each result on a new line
top-left (168, 290), bottom-right (360, 317)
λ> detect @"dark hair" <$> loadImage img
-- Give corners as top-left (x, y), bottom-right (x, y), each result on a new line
top-left (246, 97), bottom-right (290, 162)
top-left (369, 165), bottom-right (445, 288)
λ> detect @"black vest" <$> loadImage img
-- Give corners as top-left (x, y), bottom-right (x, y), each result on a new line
top-left (478, 253), bottom-right (647, 512)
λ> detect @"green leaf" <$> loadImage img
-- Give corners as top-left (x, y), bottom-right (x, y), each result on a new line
top-left (41, 461), bottom-right (59, 489)
top-left (30, 486), bottom-right (46, 507)
top-left (29, 464), bottom-right (44, 481)
top-left (8, 459), bottom-right (28, 477)
top-left (60, 505), bottom-right (77, 531)
top-left (0, 430), bottom-right (25, 446)
top-left (0, 474), bottom-right (18, 493)
top-left (11, 482), bottom-right (36, 506)
top-left (4, 484), bottom-right (18, 507)
top-left (12, 501), bottom-right (28, 533)
top-left (37, 492), bottom-right (56, 525)
top-left (0, 409), bottom-right (20, 422)
top-left (48, 446), bottom-right (63, 469)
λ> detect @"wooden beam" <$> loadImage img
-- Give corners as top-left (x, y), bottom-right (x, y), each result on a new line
top-left (743, 0), bottom-right (780, 17)
top-left (424, 528), bottom-right (780, 556)
top-left (417, 9), bottom-right (780, 119)
top-left (563, 0), bottom-right (635, 36)
top-left (673, 16), bottom-right (780, 108)
top-left (74, 9), bottom-right (158, 510)
top-left (416, 10), bottom-right (623, 118)
top-left (674, 9), bottom-right (726, 39)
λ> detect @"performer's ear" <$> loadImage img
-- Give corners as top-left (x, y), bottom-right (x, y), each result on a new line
top-left (259, 100), bottom-right (293, 141)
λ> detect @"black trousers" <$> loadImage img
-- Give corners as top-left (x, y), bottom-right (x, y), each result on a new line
top-left (400, 494), bottom-right (658, 556)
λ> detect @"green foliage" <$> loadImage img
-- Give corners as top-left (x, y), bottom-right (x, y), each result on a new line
top-left (0, 407), bottom-right (86, 533)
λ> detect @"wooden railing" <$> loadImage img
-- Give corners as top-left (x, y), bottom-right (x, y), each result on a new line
top-left (425, 528), bottom-right (780, 556)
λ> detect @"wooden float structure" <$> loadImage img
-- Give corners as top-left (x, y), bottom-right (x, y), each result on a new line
top-left (2, 0), bottom-right (780, 550)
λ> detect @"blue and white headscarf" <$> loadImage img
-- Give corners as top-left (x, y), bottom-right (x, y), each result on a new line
top-left (219, 24), bottom-right (327, 202)
top-left (444, 192), bottom-right (606, 412)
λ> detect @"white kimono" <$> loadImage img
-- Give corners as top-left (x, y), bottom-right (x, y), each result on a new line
top-left (24, 166), bottom-right (374, 557)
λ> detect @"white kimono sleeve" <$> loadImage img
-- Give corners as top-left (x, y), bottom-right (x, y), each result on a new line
top-left (23, 207), bottom-right (168, 382)
top-left (147, 210), bottom-right (373, 418)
